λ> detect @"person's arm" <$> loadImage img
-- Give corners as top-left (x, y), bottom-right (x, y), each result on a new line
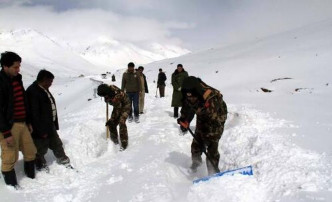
top-left (144, 74), bottom-right (149, 93)
top-left (27, 88), bottom-right (48, 137)
top-left (0, 85), bottom-right (12, 139)
top-left (121, 73), bottom-right (126, 91)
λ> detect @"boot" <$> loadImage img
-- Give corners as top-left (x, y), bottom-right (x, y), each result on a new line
top-left (2, 169), bottom-right (18, 188)
top-left (24, 160), bottom-right (35, 179)
top-left (120, 141), bottom-right (128, 151)
top-left (56, 155), bottom-right (70, 165)
top-left (36, 155), bottom-right (49, 171)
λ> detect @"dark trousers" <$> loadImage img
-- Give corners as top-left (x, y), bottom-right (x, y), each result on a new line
top-left (158, 85), bottom-right (165, 97)
top-left (174, 107), bottom-right (179, 117)
top-left (127, 92), bottom-right (139, 117)
top-left (33, 125), bottom-right (66, 162)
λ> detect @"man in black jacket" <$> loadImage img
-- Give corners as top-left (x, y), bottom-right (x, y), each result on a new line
top-left (26, 70), bottom-right (70, 171)
top-left (157, 68), bottom-right (167, 97)
top-left (0, 51), bottom-right (37, 188)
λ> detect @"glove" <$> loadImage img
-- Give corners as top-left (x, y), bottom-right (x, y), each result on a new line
top-left (178, 87), bottom-right (181, 91)
top-left (177, 117), bottom-right (185, 124)
top-left (180, 126), bottom-right (188, 132)
top-left (177, 117), bottom-right (189, 128)
top-left (105, 120), bottom-right (112, 127)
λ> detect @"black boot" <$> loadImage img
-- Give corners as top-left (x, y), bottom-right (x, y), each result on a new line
top-left (2, 169), bottom-right (18, 187)
top-left (24, 160), bottom-right (35, 179)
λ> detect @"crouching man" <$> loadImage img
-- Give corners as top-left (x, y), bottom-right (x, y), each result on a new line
top-left (177, 76), bottom-right (227, 175)
top-left (97, 84), bottom-right (131, 151)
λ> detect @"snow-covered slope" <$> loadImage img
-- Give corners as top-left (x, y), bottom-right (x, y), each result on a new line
top-left (0, 29), bottom-right (104, 77)
top-left (0, 18), bottom-right (332, 202)
top-left (80, 37), bottom-right (190, 69)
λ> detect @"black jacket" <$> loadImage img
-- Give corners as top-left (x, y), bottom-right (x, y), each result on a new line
top-left (0, 70), bottom-right (31, 136)
top-left (143, 74), bottom-right (149, 93)
top-left (157, 72), bottom-right (167, 86)
top-left (26, 81), bottom-right (59, 139)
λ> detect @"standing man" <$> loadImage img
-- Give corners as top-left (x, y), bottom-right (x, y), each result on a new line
top-left (121, 62), bottom-right (141, 123)
top-left (0, 51), bottom-right (37, 188)
top-left (157, 68), bottom-right (167, 97)
top-left (177, 76), bottom-right (227, 175)
top-left (97, 84), bottom-right (131, 150)
top-left (26, 70), bottom-right (71, 171)
top-left (137, 66), bottom-right (149, 114)
top-left (171, 64), bottom-right (188, 118)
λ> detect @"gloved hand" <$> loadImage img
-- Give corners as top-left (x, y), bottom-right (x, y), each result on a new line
top-left (177, 117), bottom-right (185, 125)
top-left (105, 119), bottom-right (112, 127)
top-left (180, 126), bottom-right (188, 132)
top-left (178, 87), bottom-right (181, 91)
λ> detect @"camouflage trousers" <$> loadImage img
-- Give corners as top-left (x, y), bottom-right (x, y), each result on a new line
top-left (191, 123), bottom-right (224, 175)
top-left (109, 109), bottom-right (128, 149)
top-left (0, 123), bottom-right (36, 172)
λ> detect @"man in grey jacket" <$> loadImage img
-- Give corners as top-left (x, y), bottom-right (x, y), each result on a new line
top-left (121, 62), bottom-right (141, 123)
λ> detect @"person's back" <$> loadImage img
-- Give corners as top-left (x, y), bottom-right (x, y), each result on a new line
top-left (157, 68), bottom-right (167, 97)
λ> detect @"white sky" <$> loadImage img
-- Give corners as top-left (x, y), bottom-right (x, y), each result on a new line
top-left (1, 0), bottom-right (332, 51)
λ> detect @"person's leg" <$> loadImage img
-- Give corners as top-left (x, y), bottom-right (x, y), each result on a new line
top-left (133, 92), bottom-right (140, 118)
top-left (33, 138), bottom-right (49, 170)
top-left (174, 107), bottom-right (179, 118)
top-left (139, 91), bottom-right (145, 113)
top-left (1, 123), bottom-right (21, 187)
top-left (126, 93), bottom-right (134, 120)
top-left (109, 110), bottom-right (120, 144)
top-left (160, 86), bottom-right (165, 97)
top-left (205, 140), bottom-right (220, 175)
top-left (48, 126), bottom-right (69, 165)
top-left (119, 122), bottom-right (128, 150)
top-left (190, 138), bottom-right (203, 172)
top-left (19, 123), bottom-right (37, 178)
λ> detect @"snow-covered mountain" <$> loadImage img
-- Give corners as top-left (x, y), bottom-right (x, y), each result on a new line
top-left (0, 28), bottom-right (190, 76)
top-left (1, 18), bottom-right (332, 202)
top-left (80, 37), bottom-right (190, 69)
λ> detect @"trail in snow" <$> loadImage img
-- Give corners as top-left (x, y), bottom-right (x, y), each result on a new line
top-left (0, 77), bottom-right (331, 202)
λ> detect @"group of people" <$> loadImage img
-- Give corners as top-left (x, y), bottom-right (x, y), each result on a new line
top-left (1, 51), bottom-right (228, 189)
top-left (0, 51), bottom-right (71, 188)
top-left (98, 63), bottom-right (228, 176)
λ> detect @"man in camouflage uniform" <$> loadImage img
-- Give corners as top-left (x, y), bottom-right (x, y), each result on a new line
top-left (177, 76), bottom-right (227, 175)
top-left (97, 84), bottom-right (131, 150)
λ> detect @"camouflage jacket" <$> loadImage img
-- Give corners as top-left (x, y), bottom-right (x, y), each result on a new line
top-left (106, 85), bottom-right (131, 120)
top-left (180, 84), bottom-right (227, 135)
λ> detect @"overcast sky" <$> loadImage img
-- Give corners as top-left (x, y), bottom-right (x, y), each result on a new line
top-left (1, 0), bottom-right (332, 51)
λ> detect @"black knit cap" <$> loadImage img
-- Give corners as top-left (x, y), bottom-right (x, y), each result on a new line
top-left (181, 76), bottom-right (204, 97)
top-left (97, 84), bottom-right (115, 98)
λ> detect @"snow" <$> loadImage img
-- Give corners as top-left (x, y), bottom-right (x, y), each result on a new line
top-left (1, 18), bottom-right (332, 202)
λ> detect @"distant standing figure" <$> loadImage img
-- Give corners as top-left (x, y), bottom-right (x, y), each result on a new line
top-left (137, 66), bottom-right (149, 114)
top-left (26, 70), bottom-right (71, 171)
top-left (112, 74), bottom-right (116, 82)
top-left (157, 68), bottom-right (167, 97)
top-left (121, 62), bottom-right (141, 123)
top-left (0, 51), bottom-right (37, 188)
top-left (97, 84), bottom-right (131, 150)
top-left (171, 64), bottom-right (188, 118)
